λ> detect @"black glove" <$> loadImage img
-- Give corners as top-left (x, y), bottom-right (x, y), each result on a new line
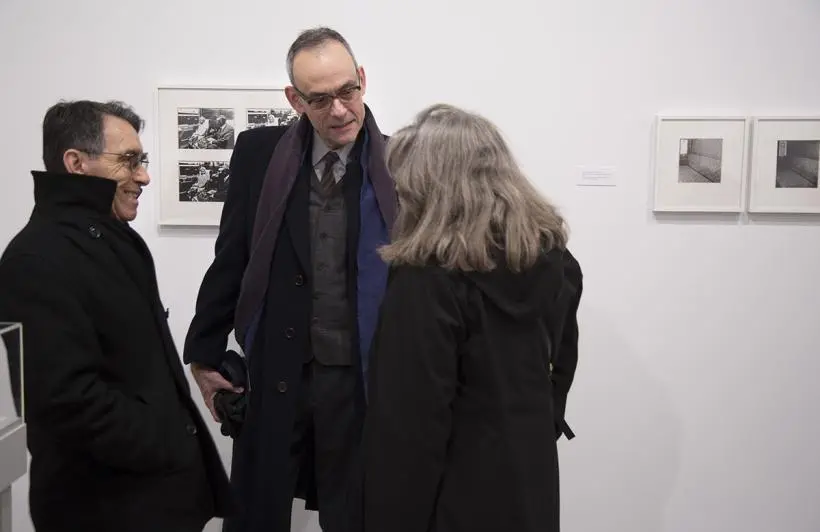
top-left (214, 389), bottom-right (247, 438)
top-left (214, 349), bottom-right (248, 438)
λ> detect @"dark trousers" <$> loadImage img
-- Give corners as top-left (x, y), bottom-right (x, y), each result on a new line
top-left (288, 360), bottom-right (362, 532)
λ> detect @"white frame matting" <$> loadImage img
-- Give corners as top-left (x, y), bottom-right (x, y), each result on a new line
top-left (155, 85), bottom-right (298, 226)
top-left (653, 115), bottom-right (750, 212)
top-left (748, 116), bottom-right (820, 213)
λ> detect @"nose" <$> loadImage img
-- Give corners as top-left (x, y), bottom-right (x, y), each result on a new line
top-left (329, 98), bottom-right (347, 117)
top-left (135, 165), bottom-right (151, 185)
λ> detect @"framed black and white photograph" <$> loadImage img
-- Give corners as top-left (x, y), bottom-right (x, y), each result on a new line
top-left (156, 85), bottom-right (297, 226)
top-left (653, 115), bottom-right (750, 212)
top-left (178, 161), bottom-right (230, 203)
top-left (678, 138), bottom-right (723, 183)
top-left (748, 117), bottom-right (820, 213)
top-left (177, 107), bottom-right (235, 150)
top-left (245, 107), bottom-right (299, 130)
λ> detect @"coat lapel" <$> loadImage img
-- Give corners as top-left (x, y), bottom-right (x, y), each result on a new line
top-left (362, 107), bottom-right (397, 233)
top-left (365, 107), bottom-right (397, 234)
top-left (284, 158), bottom-right (311, 273)
top-left (235, 119), bottom-right (309, 346)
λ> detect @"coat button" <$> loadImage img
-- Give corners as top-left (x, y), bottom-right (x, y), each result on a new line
top-left (88, 225), bottom-right (101, 238)
top-left (186, 424), bottom-right (198, 435)
top-left (295, 274), bottom-right (304, 286)
top-left (277, 381), bottom-right (288, 393)
top-left (284, 327), bottom-right (295, 339)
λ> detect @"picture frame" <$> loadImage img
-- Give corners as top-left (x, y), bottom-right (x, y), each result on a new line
top-left (748, 116), bottom-right (820, 213)
top-left (154, 85), bottom-right (300, 226)
top-left (652, 115), bottom-right (750, 213)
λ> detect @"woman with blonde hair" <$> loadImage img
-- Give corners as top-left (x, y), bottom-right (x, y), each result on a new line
top-left (361, 103), bottom-right (583, 532)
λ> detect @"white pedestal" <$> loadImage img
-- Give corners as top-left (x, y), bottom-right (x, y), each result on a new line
top-left (0, 421), bottom-right (26, 532)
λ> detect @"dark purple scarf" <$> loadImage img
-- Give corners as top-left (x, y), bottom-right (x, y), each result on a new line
top-left (234, 105), bottom-right (396, 390)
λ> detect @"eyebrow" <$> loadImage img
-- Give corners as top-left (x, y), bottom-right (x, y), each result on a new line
top-left (306, 82), bottom-right (358, 98)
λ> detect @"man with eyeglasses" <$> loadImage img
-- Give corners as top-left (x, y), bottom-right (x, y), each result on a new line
top-left (184, 27), bottom-right (396, 532)
top-left (0, 100), bottom-right (235, 531)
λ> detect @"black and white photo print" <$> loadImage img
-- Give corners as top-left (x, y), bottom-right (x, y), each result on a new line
top-left (178, 161), bottom-right (230, 202)
top-left (245, 107), bottom-right (299, 130)
top-left (678, 138), bottom-right (723, 183)
top-left (177, 107), bottom-right (236, 149)
top-left (775, 140), bottom-right (819, 188)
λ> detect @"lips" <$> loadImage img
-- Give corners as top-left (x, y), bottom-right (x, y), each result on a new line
top-left (124, 190), bottom-right (141, 200)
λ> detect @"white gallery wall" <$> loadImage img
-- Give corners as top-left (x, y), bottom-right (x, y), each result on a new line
top-left (1, 0), bottom-right (820, 531)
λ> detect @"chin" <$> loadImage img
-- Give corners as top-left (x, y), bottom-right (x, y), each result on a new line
top-left (336, 129), bottom-right (359, 145)
top-left (335, 133), bottom-right (355, 146)
top-left (113, 197), bottom-right (140, 222)
top-left (115, 209), bottom-right (138, 222)
top-left (329, 120), bottom-right (361, 144)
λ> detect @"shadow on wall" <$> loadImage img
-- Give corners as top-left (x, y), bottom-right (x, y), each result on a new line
top-left (560, 305), bottom-right (683, 532)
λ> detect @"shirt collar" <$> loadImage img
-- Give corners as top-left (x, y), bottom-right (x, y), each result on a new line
top-left (311, 130), bottom-right (354, 168)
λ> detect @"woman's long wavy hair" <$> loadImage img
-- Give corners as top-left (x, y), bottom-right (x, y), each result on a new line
top-left (379, 103), bottom-right (568, 273)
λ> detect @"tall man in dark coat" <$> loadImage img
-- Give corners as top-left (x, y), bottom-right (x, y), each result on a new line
top-left (0, 100), bottom-right (235, 531)
top-left (183, 27), bottom-right (396, 532)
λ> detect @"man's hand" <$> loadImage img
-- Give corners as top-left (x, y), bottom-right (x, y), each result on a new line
top-left (191, 363), bottom-right (243, 422)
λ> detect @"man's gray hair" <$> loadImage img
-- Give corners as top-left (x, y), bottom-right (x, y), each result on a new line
top-left (286, 27), bottom-right (359, 85)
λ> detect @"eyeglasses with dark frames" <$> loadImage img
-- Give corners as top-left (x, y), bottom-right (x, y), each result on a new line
top-left (294, 83), bottom-right (362, 112)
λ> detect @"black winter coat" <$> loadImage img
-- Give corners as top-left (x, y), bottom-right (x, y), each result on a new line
top-left (0, 171), bottom-right (235, 532)
top-left (362, 247), bottom-right (583, 532)
top-left (183, 125), bottom-right (319, 532)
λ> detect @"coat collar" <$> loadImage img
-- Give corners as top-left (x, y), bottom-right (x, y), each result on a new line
top-left (31, 170), bottom-right (116, 217)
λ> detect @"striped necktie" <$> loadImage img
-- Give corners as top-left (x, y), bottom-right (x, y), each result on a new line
top-left (320, 151), bottom-right (340, 194)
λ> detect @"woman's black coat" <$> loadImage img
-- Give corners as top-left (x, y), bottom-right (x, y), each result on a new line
top-left (362, 248), bottom-right (582, 532)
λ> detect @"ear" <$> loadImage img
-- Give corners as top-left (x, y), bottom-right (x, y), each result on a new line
top-left (358, 66), bottom-right (367, 96)
top-left (285, 86), bottom-right (306, 115)
top-left (62, 149), bottom-right (86, 174)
